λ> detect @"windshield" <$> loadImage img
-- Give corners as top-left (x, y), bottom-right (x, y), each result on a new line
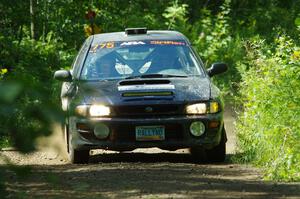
top-left (80, 40), bottom-right (205, 80)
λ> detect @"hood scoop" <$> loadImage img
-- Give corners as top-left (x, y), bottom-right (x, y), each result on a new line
top-left (119, 79), bottom-right (170, 85)
top-left (122, 91), bottom-right (173, 97)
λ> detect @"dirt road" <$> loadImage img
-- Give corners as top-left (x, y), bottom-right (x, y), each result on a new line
top-left (1, 107), bottom-right (299, 199)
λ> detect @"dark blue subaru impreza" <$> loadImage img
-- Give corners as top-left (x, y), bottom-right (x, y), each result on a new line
top-left (54, 28), bottom-right (228, 164)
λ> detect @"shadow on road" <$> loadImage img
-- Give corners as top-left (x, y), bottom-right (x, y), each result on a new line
top-left (89, 151), bottom-right (238, 164)
top-left (90, 151), bottom-right (194, 164)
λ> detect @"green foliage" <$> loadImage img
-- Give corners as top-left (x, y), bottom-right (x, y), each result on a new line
top-left (163, 1), bottom-right (191, 37)
top-left (194, 0), bottom-right (232, 64)
top-left (236, 35), bottom-right (300, 181)
top-left (0, 136), bottom-right (10, 148)
top-left (192, 0), bottom-right (243, 99)
top-left (0, 34), bottom-right (68, 153)
top-left (96, 0), bottom-right (169, 31)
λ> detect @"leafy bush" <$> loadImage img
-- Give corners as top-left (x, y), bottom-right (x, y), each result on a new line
top-left (192, 0), bottom-right (244, 99)
top-left (236, 35), bottom-right (300, 181)
top-left (0, 34), bottom-right (72, 152)
top-left (163, 1), bottom-right (191, 37)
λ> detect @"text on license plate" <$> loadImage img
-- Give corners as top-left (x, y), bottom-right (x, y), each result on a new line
top-left (135, 126), bottom-right (165, 141)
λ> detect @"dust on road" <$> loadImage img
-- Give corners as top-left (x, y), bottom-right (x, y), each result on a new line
top-left (1, 107), bottom-right (299, 199)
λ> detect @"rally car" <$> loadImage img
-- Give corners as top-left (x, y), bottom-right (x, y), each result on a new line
top-left (54, 28), bottom-right (228, 164)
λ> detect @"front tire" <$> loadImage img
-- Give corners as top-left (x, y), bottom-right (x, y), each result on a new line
top-left (65, 124), bottom-right (89, 164)
top-left (190, 127), bottom-right (226, 163)
top-left (206, 129), bottom-right (226, 162)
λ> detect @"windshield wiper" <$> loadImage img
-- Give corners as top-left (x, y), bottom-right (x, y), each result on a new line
top-left (125, 74), bottom-right (188, 79)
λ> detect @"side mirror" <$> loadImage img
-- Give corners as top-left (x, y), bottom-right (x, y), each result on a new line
top-left (54, 70), bottom-right (72, 82)
top-left (207, 62), bottom-right (228, 77)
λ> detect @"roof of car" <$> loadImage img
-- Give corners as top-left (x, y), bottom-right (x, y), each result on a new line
top-left (91, 30), bottom-right (190, 45)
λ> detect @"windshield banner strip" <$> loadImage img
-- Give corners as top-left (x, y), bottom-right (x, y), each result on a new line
top-left (90, 40), bottom-right (186, 53)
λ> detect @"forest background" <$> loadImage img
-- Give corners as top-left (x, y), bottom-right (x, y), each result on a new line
top-left (0, 0), bottom-right (299, 182)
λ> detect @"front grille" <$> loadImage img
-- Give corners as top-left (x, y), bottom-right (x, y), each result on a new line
top-left (110, 123), bottom-right (183, 142)
top-left (114, 104), bottom-right (183, 116)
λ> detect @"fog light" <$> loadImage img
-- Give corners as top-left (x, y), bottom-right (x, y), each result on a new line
top-left (94, 123), bottom-right (110, 139)
top-left (190, 121), bottom-right (205, 137)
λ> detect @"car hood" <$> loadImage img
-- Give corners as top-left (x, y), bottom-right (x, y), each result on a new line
top-left (75, 77), bottom-right (212, 105)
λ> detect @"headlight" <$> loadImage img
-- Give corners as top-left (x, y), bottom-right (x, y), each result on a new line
top-left (186, 103), bottom-right (207, 114)
top-left (89, 105), bottom-right (111, 116)
top-left (186, 101), bottom-right (220, 114)
top-left (75, 104), bottom-right (111, 117)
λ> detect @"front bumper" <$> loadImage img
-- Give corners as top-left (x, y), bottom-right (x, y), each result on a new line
top-left (68, 113), bottom-right (224, 151)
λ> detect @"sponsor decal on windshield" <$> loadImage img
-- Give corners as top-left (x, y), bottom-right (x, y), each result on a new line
top-left (120, 41), bottom-right (146, 46)
top-left (150, 40), bottom-right (186, 45)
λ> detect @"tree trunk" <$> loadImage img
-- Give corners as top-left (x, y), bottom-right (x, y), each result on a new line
top-left (30, 0), bottom-right (36, 40)
top-left (18, 25), bottom-right (23, 45)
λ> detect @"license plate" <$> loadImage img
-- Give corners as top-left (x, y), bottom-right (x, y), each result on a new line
top-left (135, 126), bottom-right (165, 141)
